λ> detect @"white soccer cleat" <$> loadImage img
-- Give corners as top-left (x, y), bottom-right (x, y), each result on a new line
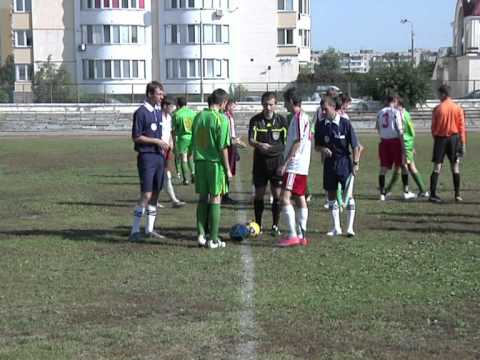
top-left (208, 240), bottom-right (226, 249)
top-left (347, 229), bottom-right (356, 238)
top-left (418, 191), bottom-right (430, 198)
top-left (198, 235), bottom-right (207, 247)
top-left (380, 194), bottom-right (386, 201)
top-left (323, 202), bottom-right (330, 209)
top-left (403, 191), bottom-right (417, 200)
top-left (327, 228), bottom-right (343, 237)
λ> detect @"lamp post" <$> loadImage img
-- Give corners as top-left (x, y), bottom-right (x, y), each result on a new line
top-left (401, 19), bottom-right (415, 65)
top-left (199, 7), bottom-right (204, 103)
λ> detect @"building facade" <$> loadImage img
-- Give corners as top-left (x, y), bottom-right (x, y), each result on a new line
top-left (2, 0), bottom-right (311, 102)
top-left (434, 0), bottom-right (480, 97)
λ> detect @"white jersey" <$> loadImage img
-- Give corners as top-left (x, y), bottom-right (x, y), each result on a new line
top-left (377, 106), bottom-right (403, 139)
top-left (161, 112), bottom-right (173, 144)
top-left (284, 111), bottom-right (312, 175)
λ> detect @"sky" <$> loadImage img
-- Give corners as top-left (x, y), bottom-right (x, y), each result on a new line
top-left (311, 0), bottom-right (456, 52)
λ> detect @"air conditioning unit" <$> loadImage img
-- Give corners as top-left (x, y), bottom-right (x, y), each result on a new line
top-left (78, 43), bottom-right (87, 52)
top-left (214, 9), bottom-right (224, 18)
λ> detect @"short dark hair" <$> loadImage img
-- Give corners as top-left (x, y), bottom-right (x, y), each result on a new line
top-left (162, 95), bottom-right (176, 107)
top-left (438, 84), bottom-right (450, 97)
top-left (323, 96), bottom-right (337, 108)
top-left (398, 98), bottom-right (405, 108)
top-left (340, 93), bottom-right (352, 105)
top-left (176, 97), bottom-right (187, 108)
top-left (146, 81), bottom-right (164, 97)
top-left (385, 95), bottom-right (399, 105)
top-left (326, 87), bottom-right (339, 97)
top-left (208, 88), bottom-right (229, 106)
top-left (261, 91), bottom-right (277, 104)
top-left (283, 87), bottom-right (302, 106)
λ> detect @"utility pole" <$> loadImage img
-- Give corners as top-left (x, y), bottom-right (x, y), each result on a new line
top-left (199, 7), bottom-right (204, 103)
top-left (401, 19), bottom-right (415, 66)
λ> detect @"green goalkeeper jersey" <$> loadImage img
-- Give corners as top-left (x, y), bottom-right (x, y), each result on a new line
top-left (403, 110), bottom-right (415, 150)
top-left (173, 107), bottom-right (196, 139)
top-left (192, 108), bottom-right (231, 162)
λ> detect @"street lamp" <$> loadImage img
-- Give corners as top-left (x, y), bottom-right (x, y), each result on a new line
top-left (401, 19), bottom-right (415, 65)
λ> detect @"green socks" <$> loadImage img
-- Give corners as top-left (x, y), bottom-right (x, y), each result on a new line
top-left (188, 158), bottom-right (195, 176)
top-left (209, 204), bottom-right (221, 242)
top-left (386, 171), bottom-right (400, 193)
top-left (181, 160), bottom-right (190, 182)
top-left (197, 201), bottom-right (209, 236)
top-left (411, 172), bottom-right (426, 193)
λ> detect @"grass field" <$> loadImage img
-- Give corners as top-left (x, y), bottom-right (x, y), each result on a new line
top-left (0, 134), bottom-right (479, 360)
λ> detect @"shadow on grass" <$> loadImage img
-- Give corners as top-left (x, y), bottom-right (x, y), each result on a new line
top-left (369, 225), bottom-right (480, 236)
top-left (370, 211), bottom-right (480, 219)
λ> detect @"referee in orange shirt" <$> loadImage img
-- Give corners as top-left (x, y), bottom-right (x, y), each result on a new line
top-left (429, 85), bottom-right (466, 203)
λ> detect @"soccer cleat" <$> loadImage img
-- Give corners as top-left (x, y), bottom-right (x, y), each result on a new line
top-left (306, 194), bottom-right (312, 203)
top-left (197, 234), bottom-right (207, 247)
top-left (145, 231), bottom-right (166, 240)
top-left (418, 191), bottom-right (430, 198)
top-left (172, 200), bottom-right (186, 208)
top-left (129, 232), bottom-right (143, 242)
top-left (207, 239), bottom-right (226, 249)
top-left (182, 180), bottom-right (190, 186)
top-left (278, 236), bottom-right (301, 248)
top-left (221, 195), bottom-right (238, 205)
top-left (156, 202), bottom-right (165, 209)
top-left (298, 237), bottom-right (309, 246)
top-left (455, 195), bottom-right (464, 203)
top-left (346, 229), bottom-right (356, 238)
top-left (429, 195), bottom-right (443, 204)
top-left (323, 201), bottom-right (330, 209)
top-left (327, 228), bottom-right (343, 237)
top-left (270, 225), bottom-right (281, 237)
top-left (403, 191), bottom-right (417, 200)
top-left (380, 194), bottom-right (386, 201)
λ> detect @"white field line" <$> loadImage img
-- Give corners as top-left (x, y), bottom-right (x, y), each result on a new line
top-left (233, 170), bottom-right (258, 360)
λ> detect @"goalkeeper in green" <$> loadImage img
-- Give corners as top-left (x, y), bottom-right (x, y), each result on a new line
top-left (386, 99), bottom-right (429, 197)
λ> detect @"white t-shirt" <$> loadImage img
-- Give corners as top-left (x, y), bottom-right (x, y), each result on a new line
top-left (161, 112), bottom-right (173, 144)
top-left (284, 112), bottom-right (312, 175)
top-left (377, 106), bottom-right (403, 139)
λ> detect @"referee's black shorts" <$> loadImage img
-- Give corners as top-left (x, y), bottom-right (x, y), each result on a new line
top-left (432, 134), bottom-right (460, 164)
top-left (253, 155), bottom-right (283, 188)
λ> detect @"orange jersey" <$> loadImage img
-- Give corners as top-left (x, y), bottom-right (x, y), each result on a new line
top-left (431, 98), bottom-right (466, 144)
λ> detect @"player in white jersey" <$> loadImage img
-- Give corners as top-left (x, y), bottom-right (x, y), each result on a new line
top-left (277, 88), bottom-right (312, 247)
top-left (160, 96), bottom-right (186, 208)
top-left (376, 95), bottom-right (416, 201)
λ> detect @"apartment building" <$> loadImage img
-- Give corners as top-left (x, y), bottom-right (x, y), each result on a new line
top-left (2, 0), bottom-right (311, 101)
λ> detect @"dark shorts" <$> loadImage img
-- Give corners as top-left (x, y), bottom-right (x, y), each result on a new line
top-left (253, 155), bottom-right (283, 188)
top-left (137, 152), bottom-right (166, 193)
top-left (323, 158), bottom-right (352, 192)
top-left (432, 134), bottom-right (460, 164)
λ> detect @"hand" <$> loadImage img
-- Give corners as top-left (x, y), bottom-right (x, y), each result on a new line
top-left (258, 143), bottom-right (272, 153)
top-left (156, 139), bottom-right (170, 152)
top-left (227, 170), bottom-right (233, 180)
top-left (353, 164), bottom-right (359, 177)
top-left (321, 148), bottom-right (333, 158)
top-left (458, 143), bottom-right (466, 157)
top-left (277, 164), bottom-right (287, 177)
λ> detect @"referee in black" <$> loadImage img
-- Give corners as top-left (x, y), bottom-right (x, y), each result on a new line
top-left (249, 92), bottom-right (288, 236)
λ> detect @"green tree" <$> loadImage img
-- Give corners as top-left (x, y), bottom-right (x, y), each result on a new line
top-left (0, 55), bottom-right (15, 103)
top-left (33, 55), bottom-right (75, 103)
top-left (360, 62), bottom-right (430, 108)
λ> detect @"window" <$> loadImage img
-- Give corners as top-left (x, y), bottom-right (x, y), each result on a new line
top-left (132, 60), bottom-right (139, 78)
top-left (113, 60), bottom-right (121, 77)
top-left (120, 25), bottom-right (129, 43)
top-left (104, 25), bottom-right (111, 43)
top-left (278, 28), bottom-right (294, 45)
top-left (166, 58), bottom-right (228, 79)
top-left (82, 59), bottom-right (145, 79)
top-left (278, 0), bottom-right (293, 11)
top-left (203, 24), bottom-right (213, 44)
top-left (95, 60), bottom-right (104, 78)
top-left (167, 0), bottom-right (198, 8)
top-left (122, 0), bottom-right (129, 8)
top-left (131, 26), bottom-right (138, 43)
top-left (14, 30), bottom-right (32, 47)
top-left (15, 64), bottom-right (32, 81)
top-left (105, 60), bottom-right (112, 78)
top-left (298, 0), bottom-right (309, 14)
top-left (187, 24), bottom-right (197, 43)
top-left (15, 0), bottom-right (31, 12)
top-left (112, 26), bottom-right (120, 43)
top-left (123, 60), bottom-right (130, 78)
top-left (299, 29), bottom-right (310, 47)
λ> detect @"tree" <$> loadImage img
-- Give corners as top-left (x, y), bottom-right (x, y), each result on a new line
top-left (359, 62), bottom-right (430, 108)
top-left (33, 55), bottom-right (75, 103)
top-left (0, 55), bottom-right (15, 103)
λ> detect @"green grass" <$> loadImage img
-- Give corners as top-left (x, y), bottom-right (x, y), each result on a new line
top-left (0, 134), bottom-right (479, 359)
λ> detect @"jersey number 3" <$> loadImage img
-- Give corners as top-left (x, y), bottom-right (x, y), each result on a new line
top-left (382, 113), bottom-right (390, 128)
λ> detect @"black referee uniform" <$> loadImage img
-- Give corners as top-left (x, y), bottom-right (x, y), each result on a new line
top-left (248, 112), bottom-right (288, 229)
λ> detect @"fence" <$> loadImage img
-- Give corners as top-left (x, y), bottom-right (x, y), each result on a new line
top-left (2, 80), bottom-right (480, 106)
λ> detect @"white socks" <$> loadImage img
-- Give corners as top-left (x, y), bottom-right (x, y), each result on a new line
top-left (283, 204), bottom-right (297, 238)
top-left (165, 171), bottom-right (179, 203)
top-left (329, 200), bottom-right (342, 233)
top-left (297, 207), bottom-right (308, 239)
top-left (131, 206), bottom-right (145, 234)
top-left (145, 205), bottom-right (157, 234)
top-left (346, 198), bottom-right (356, 234)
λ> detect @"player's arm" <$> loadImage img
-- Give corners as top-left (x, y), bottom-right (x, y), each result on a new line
top-left (131, 111), bottom-right (169, 151)
top-left (348, 123), bottom-right (362, 175)
top-left (458, 107), bottom-right (467, 145)
top-left (219, 117), bottom-right (233, 179)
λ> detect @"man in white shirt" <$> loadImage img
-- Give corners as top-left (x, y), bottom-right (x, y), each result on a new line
top-left (277, 88), bottom-right (312, 247)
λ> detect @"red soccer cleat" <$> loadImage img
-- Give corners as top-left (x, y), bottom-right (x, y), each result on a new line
top-left (278, 236), bottom-right (301, 248)
top-left (299, 237), bottom-right (309, 246)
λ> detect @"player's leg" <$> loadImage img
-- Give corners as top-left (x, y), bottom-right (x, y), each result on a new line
top-left (294, 193), bottom-right (308, 244)
top-left (207, 162), bottom-right (228, 248)
top-left (378, 140), bottom-right (392, 200)
top-left (180, 150), bottom-right (190, 185)
top-left (327, 188), bottom-right (342, 236)
top-left (253, 186), bottom-right (266, 230)
top-left (188, 144), bottom-right (195, 183)
top-left (278, 186), bottom-right (299, 247)
top-left (385, 167), bottom-right (400, 194)
top-left (164, 155), bottom-right (186, 207)
top-left (270, 182), bottom-right (282, 236)
top-left (145, 155), bottom-right (167, 239)
top-left (195, 161), bottom-right (209, 246)
top-left (430, 137), bottom-right (446, 202)
top-left (342, 175), bottom-right (356, 237)
top-left (447, 135), bottom-right (462, 201)
top-left (408, 161), bottom-right (428, 196)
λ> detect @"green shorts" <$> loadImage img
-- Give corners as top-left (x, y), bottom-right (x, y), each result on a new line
top-left (195, 161), bottom-right (228, 196)
top-left (405, 147), bottom-right (415, 164)
top-left (176, 136), bottom-right (192, 155)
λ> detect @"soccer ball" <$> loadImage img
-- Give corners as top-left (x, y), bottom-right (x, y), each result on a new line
top-left (229, 224), bottom-right (251, 242)
top-left (248, 221), bottom-right (261, 237)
